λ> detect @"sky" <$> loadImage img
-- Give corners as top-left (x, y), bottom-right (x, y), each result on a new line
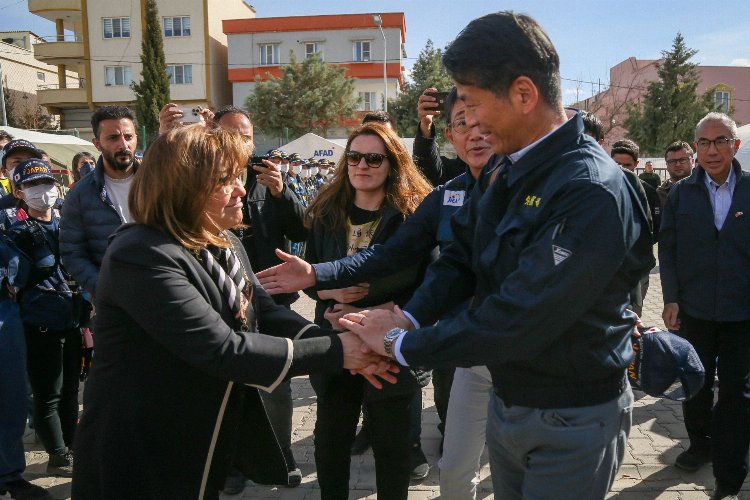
top-left (2, 0), bottom-right (749, 105)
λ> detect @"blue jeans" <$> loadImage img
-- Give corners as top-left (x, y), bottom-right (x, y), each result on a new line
top-left (0, 301), bottom-right (28, 486)
top-left (487, 384), bottom-right (633, 500)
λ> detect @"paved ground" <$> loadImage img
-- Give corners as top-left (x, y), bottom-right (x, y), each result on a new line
top-left (14, 265), bottom-right (742, 499)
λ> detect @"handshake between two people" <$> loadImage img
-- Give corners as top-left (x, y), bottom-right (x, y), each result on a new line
top-left (255, 250), bottom-right (415, 388)
top-left (336, 305), bottom-right (415, 389)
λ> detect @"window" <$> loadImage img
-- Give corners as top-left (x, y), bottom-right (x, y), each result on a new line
top-left (305, 42), bottom-right (323, 60)
top-left (714, 90), bottom-right (731, 113)
top-left (37, 72), bottom-right (45, 82)
top-left (358, 91), bottom-right (377, 111)
top-left (164, 16), bottom-right (191, 37)
top-left (167, 64), bottom-right (193, 85)
top-left (103, 17), bottom-right (130, 39)
top-left (260, 44), bottom-right (279, 65)
top-left (353, 41), bottom-right (371, 62)
top-left (104, 66), bottom-right (132, 86)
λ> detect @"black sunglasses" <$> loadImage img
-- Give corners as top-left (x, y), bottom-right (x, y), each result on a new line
top-left (345, 150), bottom-right (387, 168)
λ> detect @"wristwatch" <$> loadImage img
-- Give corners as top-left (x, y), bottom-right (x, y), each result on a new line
top-left (384, 327), bottom-right (406, 358)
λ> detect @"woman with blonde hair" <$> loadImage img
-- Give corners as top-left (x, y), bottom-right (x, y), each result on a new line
top-left (71, 124), bottom-right (394, 500)
top-left (304, 122), bottom-right (433, 499)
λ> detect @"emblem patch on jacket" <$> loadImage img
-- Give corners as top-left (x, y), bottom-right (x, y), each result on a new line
top-left (552, 245), bottom-right (572, 266)
top-left (443, 190), bottom-right (465, 207)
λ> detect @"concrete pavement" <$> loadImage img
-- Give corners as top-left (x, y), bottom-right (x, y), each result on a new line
top-left (15, 267), bottom-right (742, 499)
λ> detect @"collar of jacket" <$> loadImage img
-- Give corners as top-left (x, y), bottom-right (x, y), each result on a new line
top-left (504, 113), bottom-right (585, 188)
top-left (445, 168), bottom-right (476, 192)
top-left (685, 158), bottom-right (744, 187)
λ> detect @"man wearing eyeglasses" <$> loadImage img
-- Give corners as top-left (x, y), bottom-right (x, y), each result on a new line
top-left (659, 112), bottom-right (747, 500)
top-left (657, 141), bottom-right (694, 209)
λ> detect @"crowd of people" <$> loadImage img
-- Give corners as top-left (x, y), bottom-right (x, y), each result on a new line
top-left (0, 9), bottom-right (746, 500)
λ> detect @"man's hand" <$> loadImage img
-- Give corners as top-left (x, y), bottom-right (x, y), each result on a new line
top-left (257, 249), bottom-right (316, 294)
top-left (158, 103), bottom-right (182, 135)
top-left (340, 307), bottom-right (413, 357)
top-left (317, 284), bottom-right (369, 304)
top-left (196, 106), bottom-right (214, 127)
top-left (662, 302), bottom-right (681, 331)
top-left (253, 159), bottom-right (284, 198)
top-left (338, 331), bottom-right (399, 389)
top-left (417, 87), bottom-right (440, 138)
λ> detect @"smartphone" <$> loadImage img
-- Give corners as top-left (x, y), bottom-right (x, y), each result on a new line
top-left (170, 106), bottom-right (204, 123)
top-left (425, 91), bottom-right (449, 113)
top-left (249, 156), bottom-right (266, 167)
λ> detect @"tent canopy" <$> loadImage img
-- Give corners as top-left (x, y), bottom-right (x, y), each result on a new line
top-left (280, 133), bottom-right (344, 164)
top-left (0, 125), bottom-right (99, 183)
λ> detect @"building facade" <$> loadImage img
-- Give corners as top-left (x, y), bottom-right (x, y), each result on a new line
top-left (0, 31), bottom-right (79, 128)
top-left (28, 0), bottom-right (254, 138)
top-left (223, 13), bottom-right (406, 145)
top-left (576, 57), bottom-right (750, 151)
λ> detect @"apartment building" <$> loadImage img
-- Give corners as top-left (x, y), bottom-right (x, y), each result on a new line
top-left (28, 0), bottom-right (254, 138)
top-left (223, 13), bottom-right (406, 142)
top-left (576, 57), bottom-right (750, 151)
top-left (0, 31), bottom-right (79, 127)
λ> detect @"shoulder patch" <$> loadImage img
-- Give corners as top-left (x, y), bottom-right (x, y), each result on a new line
top-left (443, 190), bottom-right (465, 207)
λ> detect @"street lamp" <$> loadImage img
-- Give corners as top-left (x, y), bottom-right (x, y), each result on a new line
top-left (372, 14), bottom-right (387, 112)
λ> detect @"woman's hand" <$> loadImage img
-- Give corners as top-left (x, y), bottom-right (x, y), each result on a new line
top-left (339, 332), bottom-right (399, 389)
top-left (324, 303), bottom-right (360, 331)
top-left (317, 284), bottom-right (369, 304)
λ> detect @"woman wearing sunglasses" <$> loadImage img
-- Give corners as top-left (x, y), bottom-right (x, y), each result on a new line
top-left (303, 122), bottom-right (433, 499)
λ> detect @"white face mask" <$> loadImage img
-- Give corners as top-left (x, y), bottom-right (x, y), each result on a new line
top-left (319, 168), bottom-right (328, 177)
top-left (300, 169), bottom-right (311, 179)
top-left (326, 172), bottom-right (335, 180)
top-left (22, 184), bottom-right (58, 212)
top-left (279, 164), bottom-right (289, 173)
top-left (291, 165), bottom-right (302, 175)
top-left (310, 167), bottom-right (319, 176)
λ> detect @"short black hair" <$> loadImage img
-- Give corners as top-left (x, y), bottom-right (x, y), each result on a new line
top-left (611, 139), bottom-right (640, 162)
top-left (443, 12), bottom-right (561, 107)
top-left (664, 140), bottom-right (693, 159)
top-left (444, 87), bottom-right (459, 124)
top-left (361, 110), bottom-right (397, 131)
top-left (91, 105), bottom-right (136, 138)
top-left (214, 105), bottom-right (251, 124)
top-left (581, 111), bottom-right (604, 142)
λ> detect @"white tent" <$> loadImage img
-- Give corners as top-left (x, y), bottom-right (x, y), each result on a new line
top-left (0, 125), bottom-right (99, 183)
top-left (281, 133), bottom-right (345, 163)
top-left (737, 123), bottom-right (750, 170)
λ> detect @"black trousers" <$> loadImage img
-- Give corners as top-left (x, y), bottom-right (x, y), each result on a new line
top-left (679, 313), bottom-right (750, 492)
top-left (432, 367), bottom-right (455, 436)
top-left (313, 371), bottom-right (413, 500)
top-left (25, 326), bottom-right (81, 456)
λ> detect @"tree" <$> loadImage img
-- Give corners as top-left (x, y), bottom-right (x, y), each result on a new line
top-left (624, 33), bottom-right (716, 156)
top-left (387, 39), bottom-right (453, 140)
top-left (246, 52), bottom-right (358, 140)
top-left (132, 0), bottom-right (170, 143)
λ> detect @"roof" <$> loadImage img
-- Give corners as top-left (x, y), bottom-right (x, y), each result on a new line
top-left (224, 12), bottom-right (406, 42)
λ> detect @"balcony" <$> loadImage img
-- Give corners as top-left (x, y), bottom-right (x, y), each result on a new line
top-left (34, 39), bottom-right (84, 66)
top-left (28, 0), bottom-right (81, 24)
top-left (37, 83), bottom-right (87, 109)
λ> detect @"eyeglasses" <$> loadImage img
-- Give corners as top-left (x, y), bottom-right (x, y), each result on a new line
top-left (696, 137), bottom-right (736, 151)
top-left (665, 157), bottom-right (691, 167)
top-left (345, 151), bottom-right (387, 168)
top-left (449, 119), bottom-right (470, 135)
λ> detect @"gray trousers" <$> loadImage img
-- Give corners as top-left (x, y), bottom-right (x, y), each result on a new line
top-left (487, 384), bottom-right (633, 500)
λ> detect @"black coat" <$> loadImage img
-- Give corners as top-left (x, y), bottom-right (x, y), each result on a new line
top-left (72, 224), bottom-right (342, 499)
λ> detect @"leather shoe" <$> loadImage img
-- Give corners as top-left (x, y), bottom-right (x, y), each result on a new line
top-left (221, 470), bottom-right (246, 495)
top-left (675, 447), bottom-right (711, 472)
top-left (409, 443), bottom-right (430, 482)
top-left (711, 481), bottom-right (740, 500)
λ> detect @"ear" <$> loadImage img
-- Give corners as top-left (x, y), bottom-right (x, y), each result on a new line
top-left (734, 139), bottom-right (742, 153)
top-left (14, 186), bottom-right (24, 199)
top-left (510, 76), bottom-right (539, 114)
top-left (92, 137), bottom-right (102, 152)
top-left (445, 125), bottom-right (454, 145)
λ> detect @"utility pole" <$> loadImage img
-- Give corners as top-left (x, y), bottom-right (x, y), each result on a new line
top-left (372, 14), bottom-right (387, 112)
top-left (0, 63), bottom-right (7, 126)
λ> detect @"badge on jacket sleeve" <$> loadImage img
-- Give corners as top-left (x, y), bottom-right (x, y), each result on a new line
top-left (443, 190), bottom-right (465, 207)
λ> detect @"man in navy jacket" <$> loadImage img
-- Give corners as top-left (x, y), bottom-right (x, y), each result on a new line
top-left (660, 112), bottom-right (748, 500)
top-left (341, 12), bottom-right (654, 499)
